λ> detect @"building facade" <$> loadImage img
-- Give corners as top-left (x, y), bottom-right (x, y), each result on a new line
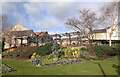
top-left (35, 31), bottom-right (53, 45)
top-left (3, 24), bottom-right (37, 49)
top-left (89, 25), bottom-right (120, 44)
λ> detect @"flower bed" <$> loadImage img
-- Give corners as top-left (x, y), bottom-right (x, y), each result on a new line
top-left (2, 48), bottom-right (16, 56)
top-left (2, 63), bottom-right (17, 73)
top-left (31, 59), bottom-right (85, 67)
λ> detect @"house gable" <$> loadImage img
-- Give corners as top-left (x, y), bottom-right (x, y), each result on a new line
top-left (10, 24), bottom-right (28, 31)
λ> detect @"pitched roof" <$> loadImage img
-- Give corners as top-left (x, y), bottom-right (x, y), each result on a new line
top-left (91, 26), bottom-right (111, 34)
top-left (9, 30), bottom-right (36, 37)
top-left (34, 31), bottom-right (48, 36)
top-left (92, 29), bottom-right (106, 33)
top-left (10, 24), bottom-right (28, 31)
top-left (88, 28), bottom-right (107, 34)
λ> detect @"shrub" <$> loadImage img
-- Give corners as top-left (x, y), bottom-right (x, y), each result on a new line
top-left (80, 50), bottom-right (96, 59)
top-left (63, 47), bottom-right (80, 58)
top-left (2, 48), bottom-right (16, 56)
top-left (51, 42), bottom-right (60, 57)
top-left (48, 54), bottom-right (55, 59)
top-left (80, 47), bottom-right (88, 52)
top-left (64, 47), bottom-right (73, 57)
top-left (58, 47), bottom-right (64, 54)
top-left (91, 45), bottom-right (120, 59)
top-left (35, 43), bottom-right (53, 55)
top-left (57, 52), bottom-right (63, 58)
top-left (4, 51), bottom-right (20, 58)
top-left (115, 46), bottom-right (120, 51)
top-left (35, 54), bottom-right (41, 59)
top-left (31, 53), bottom-right (36, 60)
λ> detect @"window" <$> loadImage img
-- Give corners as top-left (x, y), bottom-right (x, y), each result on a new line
top-left (31, 34), bottom-right (33, 36)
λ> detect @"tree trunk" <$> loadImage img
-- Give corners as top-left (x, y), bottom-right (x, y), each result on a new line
top-left (59, 36), bottom-right (62, 46)
top-left (78, 34), bottom-right (80, 46)
top-left (88, 35), bottom-right (93, 47)
top-left (68, 34), bottom-right (71, 46)
top-left (90, 40), bottom-right (92, 47)
top-left (2, 38), bottom-right (5, 52)
top-left (79, 37), bottom-right (82, 46)
top-left (91, 35), bottom-right (93, 47)
top-left (109, 35), bottom-right (112, 46)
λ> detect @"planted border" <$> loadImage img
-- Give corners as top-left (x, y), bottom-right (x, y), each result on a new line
top-left (2, 63), bottom-right (17, 73)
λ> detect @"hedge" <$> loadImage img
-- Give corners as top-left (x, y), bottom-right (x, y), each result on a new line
top-left (80, 47), bottom-right (88, 52)
top-left (4, 51), bottom-right (20, 58)
top-left (35, 43), bottom-right (53, 55)
top-left (91, 45), bottom-right (120, 59)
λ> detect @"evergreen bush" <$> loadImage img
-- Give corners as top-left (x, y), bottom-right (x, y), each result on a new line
top-left (80, 50), bottom-right (96, 59)
top-left (51, 42), bottom-right (60, 57)
top-left (91, 45), bottom-right (119, 59)
top-left (80, 47), bottom-right (88, 52)
top-left (35, 43), bottom-right (53, 55)
top-left (48, 54), bottom-right (55, 59)
top-left (4, 51), bottom-right (20, 58)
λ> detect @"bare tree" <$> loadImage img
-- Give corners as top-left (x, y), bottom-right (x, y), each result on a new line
top-left (100, 2), bottom-right (118, 46)
top-left (1, 14), bottom-right (15, 50)
top-left (2, 14), bottom-right (14, 32)
top-left (2, 30), bottom-right (14, 48)
top-left (65, 9), bottom-right (99, 47)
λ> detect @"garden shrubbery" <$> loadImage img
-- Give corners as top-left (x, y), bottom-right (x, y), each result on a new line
top-left (4, 51), bottom-right (20, 58)
top-left (79, 45), bottom-right (120, 60)
top-left (57, 51), bottom-right (64, 58)
top-left (51, 42), bottom-right (60, 57)
top-left (62, 47), bottom-right (80, 58)
top-left (80, 50), bottom-right (97, 59)
top-left (3, 46), bottom-right (38, 59)
top-left (48, 54), bottom-right (55, 59)
top-left (79, 47), bottom-right (96, 59)
top-left (2, 63), bottom-right (17, 73)
top-left (91, 45), bottom-right (120, 59)
top-left (47, 47), bottom-right (81, 59)
top-left (35, 43), bottom-right (54, 55)
top-left (80, 47), bottom-right (88, 52)
top-left (92, 45), bottom-right (119, 52)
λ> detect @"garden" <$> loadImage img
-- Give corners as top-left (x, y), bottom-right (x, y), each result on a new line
top-left (2, 42), bottom-right (120, 75)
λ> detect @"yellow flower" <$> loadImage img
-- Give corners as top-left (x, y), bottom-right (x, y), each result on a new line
top-left (73, 52), bottom-right (75, 56)
top-left (31, 56), bottom-right (35, 59)
top-left (75, 51), bottom-right (78, 55)
top-left (78, 52), bottom-right (80, 55)
top-left (68, 50), bottom-right (71, 52)
top-left (33, 53), bottom-right (36, 56)
top-left (71, 48), bottom-right (74, 50)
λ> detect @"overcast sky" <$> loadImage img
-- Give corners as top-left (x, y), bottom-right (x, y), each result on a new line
top-left (1, 0), bottom-right (114, 34)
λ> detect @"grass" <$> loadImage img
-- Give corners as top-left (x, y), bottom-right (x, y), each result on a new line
top-left (2, 56), bottom-right (119, 75)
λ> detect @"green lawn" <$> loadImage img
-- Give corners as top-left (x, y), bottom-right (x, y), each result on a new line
top-left (2, 56), bottom-right (119, 75)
